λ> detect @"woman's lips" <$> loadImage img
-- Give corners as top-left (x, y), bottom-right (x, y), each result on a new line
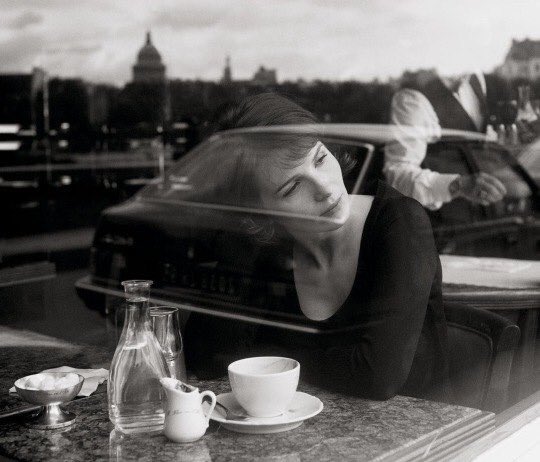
top-left (321, 195), bottom-right (342, 216)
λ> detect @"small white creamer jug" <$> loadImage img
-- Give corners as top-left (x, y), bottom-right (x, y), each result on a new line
top-left (160, 378), bottom-right (216, 443)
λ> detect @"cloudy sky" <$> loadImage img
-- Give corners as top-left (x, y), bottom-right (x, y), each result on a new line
top-left (1, 0), bottom-right (540, 85)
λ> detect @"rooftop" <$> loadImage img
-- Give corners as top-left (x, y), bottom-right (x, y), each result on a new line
top-left (506, 38), bottom-right (540, 61)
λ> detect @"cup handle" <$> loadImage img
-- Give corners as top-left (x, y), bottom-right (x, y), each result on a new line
top-left (200, 390), bottom-right (216, 424)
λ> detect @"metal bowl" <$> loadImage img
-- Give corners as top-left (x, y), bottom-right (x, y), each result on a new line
top-left (15, 372), bottom-right (84, 405)
top-left (14, 373), bottom-right (85, 429)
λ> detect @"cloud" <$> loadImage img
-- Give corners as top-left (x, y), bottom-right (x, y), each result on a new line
top-left (0, 0), bottom-right (71, 8)
top-left (8, 11), bottom-right (43, 29)
top-left (0, 33), bottom-right (45, 71)
top-left (2, 0), bottom-right (540, 84)
top-left (153, 8), bottom-right (222, 30)
top-left (45, 44), bottom-right (102, 55)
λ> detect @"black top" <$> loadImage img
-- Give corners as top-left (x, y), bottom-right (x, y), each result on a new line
top-left (185, 181), bottom-right (452, 402)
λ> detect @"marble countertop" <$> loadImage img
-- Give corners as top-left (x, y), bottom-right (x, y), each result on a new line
top-left (0, 330), bottom-right (494, 462)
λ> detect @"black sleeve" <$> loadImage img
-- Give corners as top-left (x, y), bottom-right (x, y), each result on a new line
top-left (305, 197), bottom-right (439, 400)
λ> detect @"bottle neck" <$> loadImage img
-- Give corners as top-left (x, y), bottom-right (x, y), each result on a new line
top-left (124, 305), bottom-right (147, 327)
top-left (122, 299), bottom-right (151, 338)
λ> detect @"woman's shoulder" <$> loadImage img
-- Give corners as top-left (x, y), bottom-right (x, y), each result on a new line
top-left (373, 181), bottom-right (428, 217)
top-left (369, 182), bottom-right (433, 235)
top-left (384, 192), bottom-right (428, 219)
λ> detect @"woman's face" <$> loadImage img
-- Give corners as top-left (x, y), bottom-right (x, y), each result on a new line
top-left (255, 141), bottom-right (350, 233)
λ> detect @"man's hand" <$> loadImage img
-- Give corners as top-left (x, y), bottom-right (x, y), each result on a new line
top-left (449, 173), bottom-right (507, 206)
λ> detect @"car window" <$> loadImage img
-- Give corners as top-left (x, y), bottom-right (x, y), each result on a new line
top-left (139, 132), bottom-right (362, 225)
top-left (321, 141), bottom-right (371, 194)
top-left (140, 135), bottom-right (241, 205)
top-left (422, 143), bottom-right (477, 227)
top-left (422, 143), bottom-right (472, 176)
top-left (417, 139), bottom-right (538, 257)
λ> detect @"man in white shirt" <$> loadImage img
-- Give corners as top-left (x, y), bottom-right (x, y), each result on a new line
top-left (384, 73), bottom-right (506, 210)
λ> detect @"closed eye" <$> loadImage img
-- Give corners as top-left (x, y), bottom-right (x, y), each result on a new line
top-left (315, 153), bottom-right (327, 165)
top-left (283, 181), bottom-right (300, 197)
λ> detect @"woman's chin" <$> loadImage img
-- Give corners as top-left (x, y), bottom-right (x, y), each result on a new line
top-left (283, 215), bottom-right (346, 234)
top-left (325, 216), bottom-right (348, 231)
top-left (328, 202), bottom-right (351, 227)
top-left (314, 210), bottom-right (350, 232)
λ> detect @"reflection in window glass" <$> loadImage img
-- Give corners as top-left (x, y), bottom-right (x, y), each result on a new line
top-left (471, 146), bottom-right (531, 200)
top-left (423, 144), bottom-right (471, 176)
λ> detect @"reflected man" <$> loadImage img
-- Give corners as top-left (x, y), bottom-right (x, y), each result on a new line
top-left (384, 71), bottom-right (506, 210)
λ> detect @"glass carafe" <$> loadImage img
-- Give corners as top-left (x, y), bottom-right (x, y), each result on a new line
top-left (517, 85), bottom-right (538, 122)
top-left (108, 280), bottom-right (170, 434)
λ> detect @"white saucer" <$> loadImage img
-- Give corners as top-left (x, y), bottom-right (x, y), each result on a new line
top-left (208, 391), bottom-right (323, 434)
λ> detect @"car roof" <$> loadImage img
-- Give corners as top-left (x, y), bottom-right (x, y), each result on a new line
top-left (217, 123), bottom-right (488, 144)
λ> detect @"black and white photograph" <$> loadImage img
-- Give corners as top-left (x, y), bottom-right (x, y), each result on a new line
top-left (1, 1), bottom-right (539, 460)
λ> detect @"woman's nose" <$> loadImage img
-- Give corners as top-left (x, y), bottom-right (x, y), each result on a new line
top-left (313, 178), bottom-right (333, 201)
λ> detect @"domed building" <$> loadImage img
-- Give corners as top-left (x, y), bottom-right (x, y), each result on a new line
top-left (132, 31), bottom-right (166, 83)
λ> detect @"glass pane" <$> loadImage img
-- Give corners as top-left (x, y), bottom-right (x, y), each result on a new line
top-left (471, 145), bottom-right (532, 200)
top-left (422, 143), bottom-right (472, 176)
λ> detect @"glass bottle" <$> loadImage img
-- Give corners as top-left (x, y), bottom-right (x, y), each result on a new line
top-left (108, 280), bottom-right (170, 434)
top-left (516, 85), bottom-right (538, 122)
top-left (149, 307), bottom-right (187, 382)
top-left (533, 99), bottom-right (540, 117)
top-left (507, 123), bottom-right (519, 145)
top-left (485, 124), bottom-right (497, 142)
top-left (497, 124), bottom-right (507, 145)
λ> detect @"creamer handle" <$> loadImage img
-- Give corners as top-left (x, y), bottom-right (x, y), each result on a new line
top-left (200, 390), bottom-right (216, 424)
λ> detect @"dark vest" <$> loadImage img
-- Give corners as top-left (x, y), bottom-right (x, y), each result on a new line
top-left (417, 77), bottom-right (487, 133)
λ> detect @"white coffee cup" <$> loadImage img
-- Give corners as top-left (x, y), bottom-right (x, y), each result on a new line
top-left (228, 356), bottom-right (300, 417)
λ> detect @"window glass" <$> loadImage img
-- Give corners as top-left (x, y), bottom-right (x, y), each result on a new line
top-left (321, 141), bottom-right (371, 193)
top-left (423, 143), bottom-right (472, 176)
top-left (130, 131), bottom-right (376, 323)
top-left (423, 143), bottom-right (476, 228)
top-left (470, 144), bottom-right (532, 200)
top-left (139, 130), bottom-right (362, 225)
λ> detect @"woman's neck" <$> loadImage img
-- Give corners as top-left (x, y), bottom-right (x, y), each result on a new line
top-left (291, 195), bottom-right (373, 269)
top-left (292, 224), bottom-right (348, 269)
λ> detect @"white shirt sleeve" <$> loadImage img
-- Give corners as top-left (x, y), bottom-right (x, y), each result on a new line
top-left (383, 89), bottom-right (460, 210)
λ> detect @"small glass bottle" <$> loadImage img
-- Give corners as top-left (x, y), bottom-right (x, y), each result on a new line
top-left (108, 280), bottom-right (170, 434)
top-left (497, 124), bottom-right (507, 145)
top-left (533, 99), bottom-right (540, 117)
top-left (507, 123), bottom-right (519, 145)
top-left (485, 124), bottom-right (497, 142)
top-left (516, 85), bottom-right (538, 122)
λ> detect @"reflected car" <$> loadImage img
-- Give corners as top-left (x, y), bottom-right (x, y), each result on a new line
top-left (76, 124), bottom-right (540, 329)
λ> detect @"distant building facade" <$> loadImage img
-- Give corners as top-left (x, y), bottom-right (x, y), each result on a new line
top-left (86, 83), bottom-right (118, 127)
top-left (111, 31), bottom-right (171, 136)
top-left (132, 31), bottom-right (166, 83)
top-left (0, 68), bottom-right (45, 130)
top-left (0, 68), bottom-right (46, 153)
top-left (251, 66), bottom-right (277, 86)
top-left (218, 58), bottom-right (278, 87)
top-left (497, 39), bottom-right (540, 80)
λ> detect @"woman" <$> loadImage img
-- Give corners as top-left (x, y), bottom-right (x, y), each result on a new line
top-left (185, 93), bottom-right (451, 402)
